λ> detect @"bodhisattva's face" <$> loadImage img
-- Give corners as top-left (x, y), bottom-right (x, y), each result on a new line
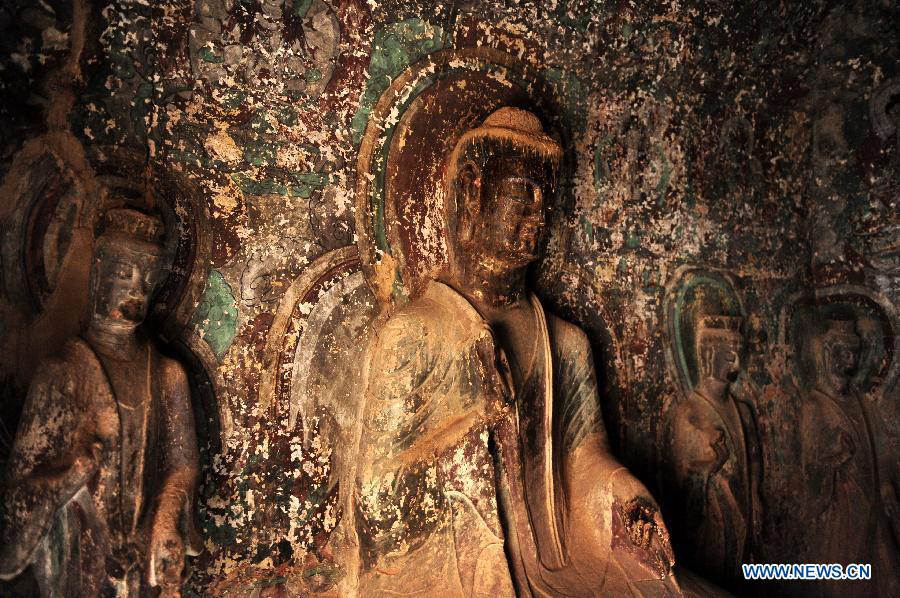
top-left (91, 242), bottom-right (162, 325)
top-left (699, 334), bottom-right (743, 384)
top-left (467, 153), bottom-right (549, 269)
top-left (818, 334), bottom-right (860, 396)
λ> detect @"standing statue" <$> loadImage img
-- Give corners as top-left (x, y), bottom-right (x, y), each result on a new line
top-left (798, 317), bottom-right (900, 597)
top-left (343, 108), bottom-right (709, 597)
top-left (663, 315), bottom-right (761, 585)
top-left (0, 208), bottom-right (202, 597)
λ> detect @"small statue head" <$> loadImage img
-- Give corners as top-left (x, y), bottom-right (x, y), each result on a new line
top-left (444, 107), bottom-right (562, 272)
top-left (695, 315), bottom-right (744, 390)
top-left (811, 317), bottom-right (861, 397)
top-left (90, 208), bottom-right (166, 328)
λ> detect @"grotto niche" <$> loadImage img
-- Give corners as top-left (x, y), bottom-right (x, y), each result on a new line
top-left (2, 1), bottom-right (900, 597)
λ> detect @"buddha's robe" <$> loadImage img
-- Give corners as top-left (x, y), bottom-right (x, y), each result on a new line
top-left (352, 281), bottom-right (681, 597)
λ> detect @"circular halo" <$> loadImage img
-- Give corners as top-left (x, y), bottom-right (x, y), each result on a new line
top-left (354, 47), bottom-right (564, 304)
top-left (778, 284), bottom-right (898, 395)
top-left (664, 266), bottom-right (746, 394)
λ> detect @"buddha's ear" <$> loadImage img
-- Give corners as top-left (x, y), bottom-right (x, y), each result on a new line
top-left (455, 161), bottom-right (481, 245)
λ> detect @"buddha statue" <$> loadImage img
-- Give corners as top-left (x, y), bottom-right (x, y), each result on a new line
top-left (0, 208), bottom-right (202, 597)
top-left (663, 315), bottom-right (761, 586)
top-left (340, 108), bottom-right (711, 597)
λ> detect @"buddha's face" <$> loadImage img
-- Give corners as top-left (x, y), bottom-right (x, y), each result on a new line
top-left (462, 152), bottom-right (549, 269)
top-left (816, 332), bottom-right (860, 396)
top-left (698, 332), bottom-right (743, 385)
top-left (90, 239), bottom-right (162, 325)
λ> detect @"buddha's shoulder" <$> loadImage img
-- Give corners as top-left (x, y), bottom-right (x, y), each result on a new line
top-left (379, 282), bottom-right (486, 341)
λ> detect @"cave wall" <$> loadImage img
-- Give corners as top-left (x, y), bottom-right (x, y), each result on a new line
top-left (0, 0), bottom-right (898, 595)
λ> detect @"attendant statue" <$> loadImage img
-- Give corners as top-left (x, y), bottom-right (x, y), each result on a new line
top-left (798, 317), bottom-right (899, 597)
top-left (0, 208), bottom-right (202, 597)
top-left (343, 108), bottom-right (710, 597)
top-left (663, 315), bottom-right (761, 585)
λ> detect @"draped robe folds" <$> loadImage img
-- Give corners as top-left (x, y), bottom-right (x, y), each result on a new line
top-left (798, 389), bottom-right (900, 598)
top-left (0, 337), bottom-right (202, 597)
top-left (352, 281), bottom-right (680, 597)
top-left (664, 389), bottom-right (761, 584)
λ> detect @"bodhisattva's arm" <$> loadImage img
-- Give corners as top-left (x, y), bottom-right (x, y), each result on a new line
top-left (0, 359), bottom-right (98, 579)
top-left (667, 404), bottom-right (724, 496)
top-left (149, 358), bottom-right (201, 594)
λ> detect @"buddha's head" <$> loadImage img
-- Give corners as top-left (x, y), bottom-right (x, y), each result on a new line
top-left (444, 107), bottom-right (562, 275)
top-left (89, 208), bottom-right (166, 329)
top-left (811, 317), bottom-right (861, 397)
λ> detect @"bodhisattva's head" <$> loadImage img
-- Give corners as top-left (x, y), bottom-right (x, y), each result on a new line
top-left (695, 316), bottom-right (744, 397)
top-left (89, 208), bottom-right (166, 330)
top-left (811, 318), bottom-right (861, 397)
top-left (444, 108), bottom-right (562, 288)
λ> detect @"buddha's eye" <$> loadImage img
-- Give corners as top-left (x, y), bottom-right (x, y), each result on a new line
top-left (500, 178), bottom-right (538, 204)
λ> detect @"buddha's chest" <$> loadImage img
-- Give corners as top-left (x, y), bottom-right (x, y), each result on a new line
top-left (489, 304), bottom-right (542, 390)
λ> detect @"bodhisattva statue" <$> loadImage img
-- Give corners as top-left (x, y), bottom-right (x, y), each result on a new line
top-left (663, 316), bottom-right (761, 585)
top-left (0, 209), bottom-right (202, 597)
top-left (349, 108), bottom-right (695, 597)
top-left (798, 317), bottom-right (900, 597)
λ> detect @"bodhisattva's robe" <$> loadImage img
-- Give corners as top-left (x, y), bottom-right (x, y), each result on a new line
top-left (352, 281), bottom-right (680, 597)
top-left (664, 390), bottom-right (761, 584)
top-left (798, 388), bottom-right (900, 597)
top-left (0, 337), bottom-right (201, 597)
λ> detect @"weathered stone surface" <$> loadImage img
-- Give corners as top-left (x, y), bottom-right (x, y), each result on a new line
top-left (0, 1), bottom-right (897, 596)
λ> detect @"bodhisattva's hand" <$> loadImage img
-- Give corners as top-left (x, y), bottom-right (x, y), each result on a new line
top-left (607, 469), bottom-right (675, 579)
top-left (149, 518), bottom-right (185, 598)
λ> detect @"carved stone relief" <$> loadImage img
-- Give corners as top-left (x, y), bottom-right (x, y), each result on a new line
top-left (344, 56), bottom-right (726, 593)
top-left (2, 1), bottom-right (900, 596)
top-left (0, 208), bottom-right (202, 597)
top-left (661, 267), bottom-right (762, 587)
top-left (778, 287), bottom-right (900, 596)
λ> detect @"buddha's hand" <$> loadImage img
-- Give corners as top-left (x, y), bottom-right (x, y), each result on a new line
top-left (607, 470), bottom-right (675, 579)
top-left (149, 518), bottom-right (185, 598)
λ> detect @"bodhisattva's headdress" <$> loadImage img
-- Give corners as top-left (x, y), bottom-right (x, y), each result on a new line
top-left (820, 317), bottom-right (858, 342)
top-left (808, 317), bottom-right (861, 388)
top-left (95, 208), bottom-right (165, 256)
top-left (695, 315), bottom-right (743, 380)
top-left (697, 315), bottom-right (743, 338)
